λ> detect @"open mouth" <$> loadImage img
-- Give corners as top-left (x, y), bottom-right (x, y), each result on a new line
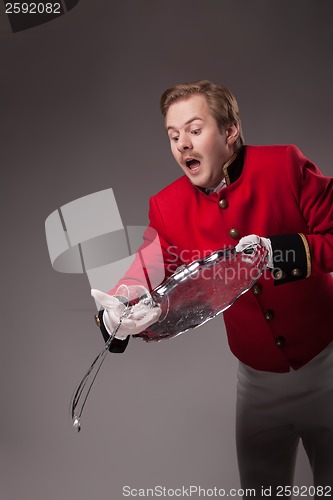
top-left (185, 159), bottom-right (201, 170)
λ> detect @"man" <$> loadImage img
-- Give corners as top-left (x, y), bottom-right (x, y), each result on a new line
top-left (93, 80), bottom-right (333, 495)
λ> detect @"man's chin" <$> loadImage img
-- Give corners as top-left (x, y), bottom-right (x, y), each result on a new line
top-left (184, 173), bottom-right (204, 187)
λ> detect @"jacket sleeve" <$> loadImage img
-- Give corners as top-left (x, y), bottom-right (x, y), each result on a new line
top-left (107, 196), bottom-right (181, 294)
top-left (97, 195), bottom-right (182, 351)
top-left (95, 309), bottom-right (130, 353)
top-left (268, 145), bottom-right (333, 285)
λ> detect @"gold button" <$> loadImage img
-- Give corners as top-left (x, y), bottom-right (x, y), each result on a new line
top-left (94, 314), bottom-right (101, 327)
top-left (252, 284), bottom-right (263, 295)
top-left (218, 198), bottom-right (228, 209)
top-left (291, 268), bottom-right (302, 277)
top-left (229, 228), bottom-right (240, 239)
top-left (273, 269), bottom-right (286, 280)
top-left (264, 309), bottom-right (274, 321)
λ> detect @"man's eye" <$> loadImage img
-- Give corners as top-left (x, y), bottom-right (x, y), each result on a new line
top-left (171, 136), bottom-right (179, 142)
top-left (191, 129), bottom-right (201, 135)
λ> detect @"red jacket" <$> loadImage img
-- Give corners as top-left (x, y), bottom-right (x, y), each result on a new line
top-left (108, 145), bottom-right (333, 372)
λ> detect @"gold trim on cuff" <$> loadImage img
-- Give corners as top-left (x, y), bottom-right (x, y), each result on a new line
top-left (298, 233), bottom-right (311, 278)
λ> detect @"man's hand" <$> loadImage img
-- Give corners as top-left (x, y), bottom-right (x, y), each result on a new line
top-left (91, 289), bottom-right (162, 339)
top-left (235, 234), bottom-right (273, 268)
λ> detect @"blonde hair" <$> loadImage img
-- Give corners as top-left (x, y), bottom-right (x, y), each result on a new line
top-left (160, 80), bottom-right (244, 150)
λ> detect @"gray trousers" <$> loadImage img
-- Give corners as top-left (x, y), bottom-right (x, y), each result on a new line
top-left (236, 342), bottom-right (333, 498)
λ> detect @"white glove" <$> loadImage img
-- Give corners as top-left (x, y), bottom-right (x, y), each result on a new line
top-left (91, 288), bottom-right (162, 340)
top-left (235, 234), bottom-right (273, 268)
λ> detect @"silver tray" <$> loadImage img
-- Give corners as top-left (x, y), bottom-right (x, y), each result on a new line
top-left (71, 244), bottom-right (267, 431)
top-left (136, 244), bottom-right (267, 340)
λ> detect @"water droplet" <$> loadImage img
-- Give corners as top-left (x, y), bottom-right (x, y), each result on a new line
top-left (73, 417), bottom-right (81, 432)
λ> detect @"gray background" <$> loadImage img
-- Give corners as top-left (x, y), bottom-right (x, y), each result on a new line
top-left (1, 1), bottom-right (333, 499)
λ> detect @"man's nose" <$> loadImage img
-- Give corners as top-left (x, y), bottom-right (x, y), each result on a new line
top-left (177, 134), bottom-right (192, 152)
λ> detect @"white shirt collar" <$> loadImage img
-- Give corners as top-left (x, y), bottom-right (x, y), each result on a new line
top-left (204, 177), bottom-right (227, 194)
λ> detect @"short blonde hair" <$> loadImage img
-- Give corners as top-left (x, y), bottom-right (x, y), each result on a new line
top-left (160, 80), bottom-right (244, 150)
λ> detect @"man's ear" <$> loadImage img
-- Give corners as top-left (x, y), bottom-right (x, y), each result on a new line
top-left (225, 123), bottom-right (240, 145)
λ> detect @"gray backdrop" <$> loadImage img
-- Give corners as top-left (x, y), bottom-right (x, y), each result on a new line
top-left (1, 1), bottom-right (333, 499)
